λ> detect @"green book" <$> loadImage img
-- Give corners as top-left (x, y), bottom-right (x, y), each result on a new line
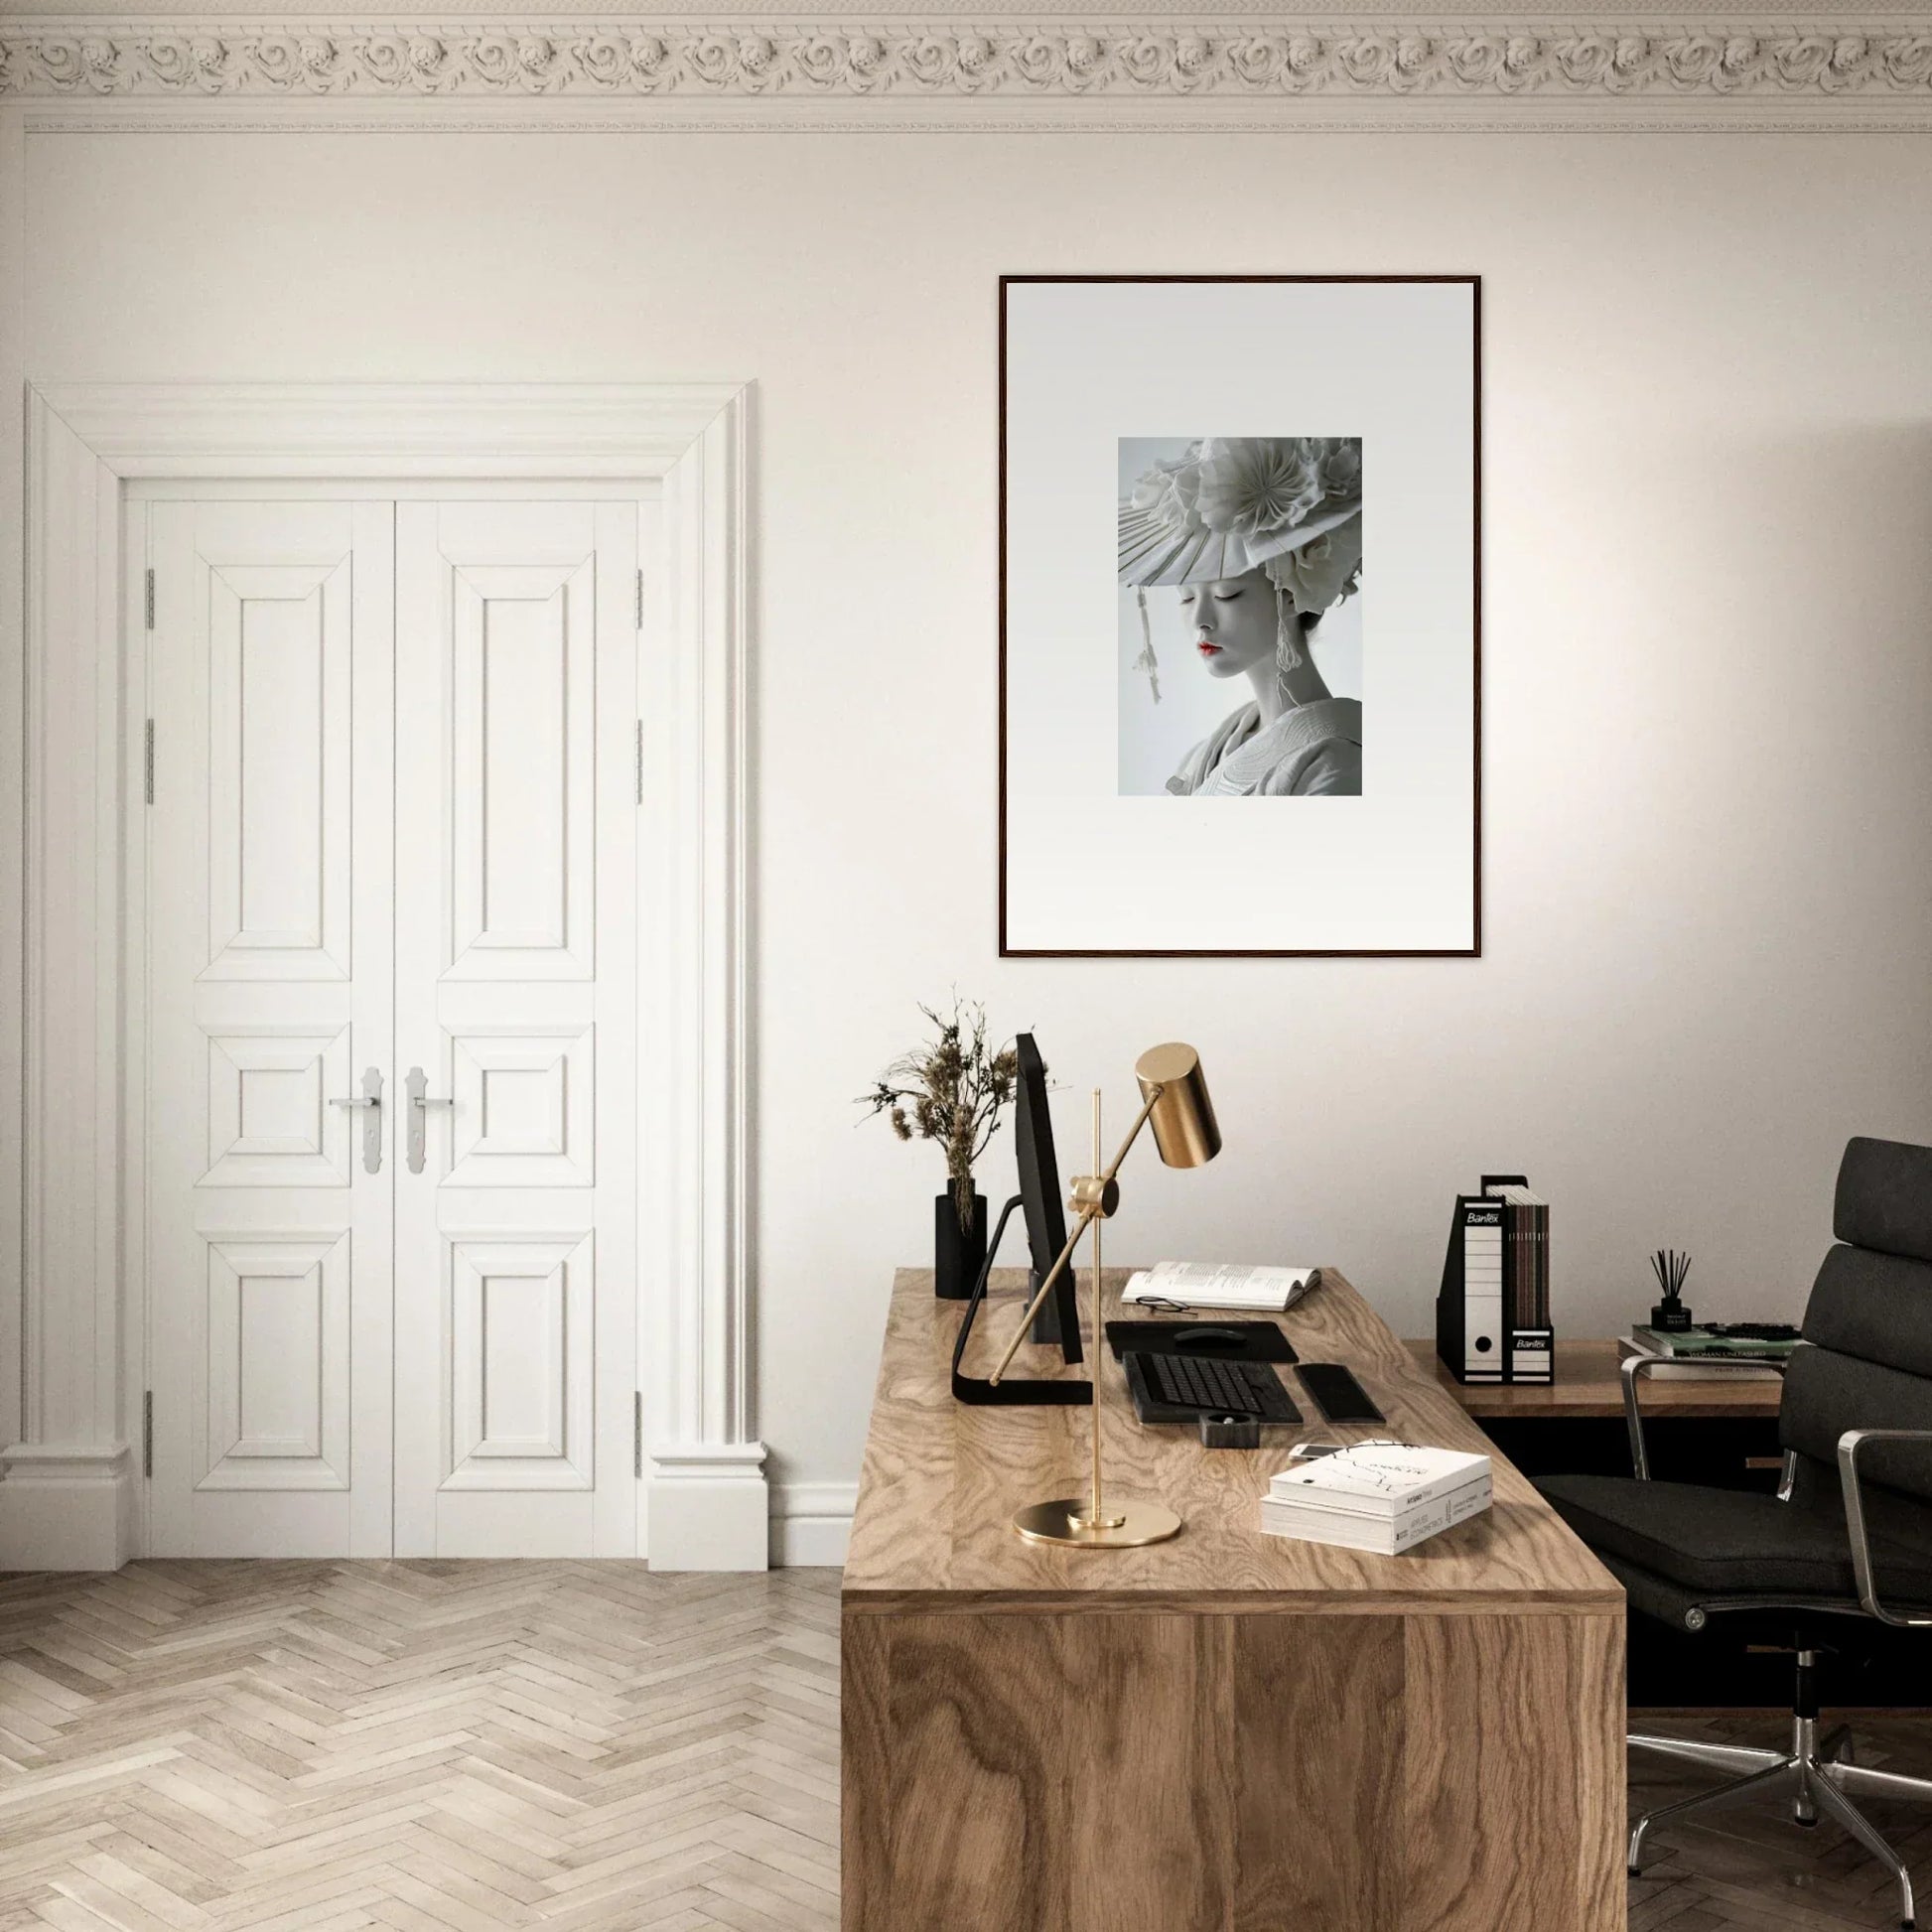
top-left (1631, 1325), bottom-right (1799, 1361)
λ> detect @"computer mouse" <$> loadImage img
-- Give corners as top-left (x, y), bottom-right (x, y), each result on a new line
top-left (1173, 1325), bottom-right (1247, 1350)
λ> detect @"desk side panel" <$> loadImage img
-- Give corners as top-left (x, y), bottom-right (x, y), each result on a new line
top-left (841, 1604), bottom-right (1624, 1932)
top-left (1232, 1612), bottom-right (1406, 1932)
top-left (840, 1613), bottom-right (892, 1931)
top-left (1403, 1611), bottom-right (1626, 1932)
top-left (1065, 1613), bottom-right (1235, 1932)
top-left (844, 1610), bottom-right (1070, 1931)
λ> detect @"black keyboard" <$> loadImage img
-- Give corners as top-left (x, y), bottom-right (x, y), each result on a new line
top-left (1129, 1352), bottom-right (1302, 1423)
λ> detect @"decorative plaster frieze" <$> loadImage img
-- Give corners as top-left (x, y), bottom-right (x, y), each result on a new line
top-left (3, 19), bottom-right (1932, 105)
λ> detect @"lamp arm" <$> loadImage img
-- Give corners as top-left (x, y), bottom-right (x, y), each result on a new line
top-left (986, 1085), bottom-right (1165, 1387)
top-left (1097, 1087), bottom-right (1164, 1188)
top-left (985, 1206), bottom-right (1097, 1388)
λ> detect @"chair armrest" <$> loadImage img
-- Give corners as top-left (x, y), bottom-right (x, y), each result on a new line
top-left (1838, 1429), bottom-right (1932, 1628)
top-left (1621, 1351), bottom-right (1789, 1481)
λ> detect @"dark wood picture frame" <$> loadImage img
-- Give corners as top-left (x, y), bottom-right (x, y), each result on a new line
top-left (997, 272), bottom-right (1482, 959)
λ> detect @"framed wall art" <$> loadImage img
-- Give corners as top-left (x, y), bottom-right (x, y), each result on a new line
top-left (999, 274), bottom-right (1480, 957)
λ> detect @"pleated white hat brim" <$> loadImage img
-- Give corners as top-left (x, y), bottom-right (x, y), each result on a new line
top-left (1118, 494), bottom-right (1360, 590)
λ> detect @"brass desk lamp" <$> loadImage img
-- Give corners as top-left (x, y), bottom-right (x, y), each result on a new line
top-left (987, 1042), bottom-right (1221, 1549)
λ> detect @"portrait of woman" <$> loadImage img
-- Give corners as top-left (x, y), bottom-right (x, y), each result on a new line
top-left (1117, 436), bottom-right (1364, 797)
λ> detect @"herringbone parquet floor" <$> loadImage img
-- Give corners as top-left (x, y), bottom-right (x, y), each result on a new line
top-left (0, 1563), bottom-right (839, 1932)
top-left (2, 1562), bottom-right (1930, 1930)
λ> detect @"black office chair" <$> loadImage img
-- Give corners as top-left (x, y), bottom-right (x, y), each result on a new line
top-left (1538, 1136), bottom-right (1932, 1931)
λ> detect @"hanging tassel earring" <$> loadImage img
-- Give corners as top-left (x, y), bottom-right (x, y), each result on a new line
top-left (1274, 578), bottom-right (1304, 677)
top-left (1132, 587), bottom-right (1163, 705)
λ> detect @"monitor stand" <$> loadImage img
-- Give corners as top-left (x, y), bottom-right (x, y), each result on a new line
top-left (950, 1196), bottom-right (1091, 1407)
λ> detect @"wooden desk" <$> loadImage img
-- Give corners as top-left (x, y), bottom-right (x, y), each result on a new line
top-left (843, 1269), bottom-right (1626, 1932)
top-left (1407, 1337), bottom-right (1784, 1421)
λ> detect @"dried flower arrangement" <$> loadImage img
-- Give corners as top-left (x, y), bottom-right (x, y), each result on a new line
top-left (861, 999), bottom-right (1020, 1234)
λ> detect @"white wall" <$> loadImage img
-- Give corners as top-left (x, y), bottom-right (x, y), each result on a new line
top-left (22, 128), bottom-right (1932, 1534)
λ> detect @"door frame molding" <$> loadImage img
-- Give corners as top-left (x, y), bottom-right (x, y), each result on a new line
top-left (6, 381), bottom-right (764, 1571)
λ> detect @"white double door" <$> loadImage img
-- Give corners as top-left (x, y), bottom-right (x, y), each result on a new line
top-left (144, 494), bottom-right (640, 1558)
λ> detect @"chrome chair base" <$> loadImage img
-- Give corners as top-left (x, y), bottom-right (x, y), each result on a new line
top-left (1630, 1710), bottom-right (1932, 1929)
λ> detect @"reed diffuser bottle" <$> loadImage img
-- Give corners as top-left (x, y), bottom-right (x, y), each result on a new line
top-left (1649, 1248), bottom-right (1694, 1332)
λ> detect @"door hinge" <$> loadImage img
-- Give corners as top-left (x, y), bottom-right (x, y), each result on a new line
top-left (144, 720), bottom-right (155, 805)
top-left (633, 1392), bottom-right (643, 1479)
top-left (144, 568), bottom-right (155, 631)
top-left (142, 1391), bottom-right (153, 1478)
top-left (634, 720), bottom-right (644, 805)
top-left (634, 568), bottom-right (644, 630)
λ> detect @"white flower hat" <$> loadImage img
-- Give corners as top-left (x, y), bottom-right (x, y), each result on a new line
top-left (1117, 436), bottom-right (1362, 700)
top-left (1118, 435), bottom-right (1361, 597)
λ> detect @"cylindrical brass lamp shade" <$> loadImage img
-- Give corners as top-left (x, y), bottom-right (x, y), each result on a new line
top-left (1134, 1042), bottom-right (1221, 1169)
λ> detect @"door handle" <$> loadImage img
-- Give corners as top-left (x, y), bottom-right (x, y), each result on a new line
top-left (405, 1065), bottom-right (455, 1175)
top-left (330, 1066), bottom-right (384, 1174)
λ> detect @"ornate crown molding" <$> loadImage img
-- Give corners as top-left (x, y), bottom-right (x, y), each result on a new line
top-left (4, 17), bottom-right (1931, 115)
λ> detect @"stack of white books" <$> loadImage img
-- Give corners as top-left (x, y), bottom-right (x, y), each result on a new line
top-left (1260, 1444), bottom-right (1493, 1556)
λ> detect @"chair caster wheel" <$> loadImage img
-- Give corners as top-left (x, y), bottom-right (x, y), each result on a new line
top-left (1795, 1816), bottom-right (1818, 1829)
top-left (1627, 1867), bottom-right (1640, 1878)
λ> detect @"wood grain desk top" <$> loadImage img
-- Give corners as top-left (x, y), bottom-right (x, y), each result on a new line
top-left (843, 1267), bottom-right (1621, 1616)
top-left (1407, 1337), bottom-right (1785, 1420)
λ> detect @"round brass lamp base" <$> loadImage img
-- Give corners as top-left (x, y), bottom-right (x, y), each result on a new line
top-left (1012, 1497), bottom-right (1182, 1549)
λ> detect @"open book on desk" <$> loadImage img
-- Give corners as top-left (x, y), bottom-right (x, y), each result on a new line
top-left (1122, 1261), bottom-right (1320, 1313)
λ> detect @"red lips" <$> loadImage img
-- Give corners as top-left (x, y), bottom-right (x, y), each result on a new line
top-left (1196, 640), bottom-right (1222, 656)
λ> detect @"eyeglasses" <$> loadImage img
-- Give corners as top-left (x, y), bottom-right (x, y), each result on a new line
top-left (1286, 1438), bottom-right (1410, 1462)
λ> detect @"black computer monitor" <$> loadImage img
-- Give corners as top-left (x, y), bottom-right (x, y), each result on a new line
top-left (1014, 1034), bottom-right (1083, 1363)
top-left (948, 1032), bottom-right (1090, 1406)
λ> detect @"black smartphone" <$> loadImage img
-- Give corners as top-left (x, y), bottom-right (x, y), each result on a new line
top-left (1297, 1363), bottom-right (1385, 1425)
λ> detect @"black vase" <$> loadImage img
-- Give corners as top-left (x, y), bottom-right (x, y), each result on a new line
top-left (934, 1185), bottom-right (989, 1300)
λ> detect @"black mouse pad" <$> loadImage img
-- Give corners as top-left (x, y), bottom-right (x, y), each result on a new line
top-left (1105, 1319), bottom-right (1298, 1365)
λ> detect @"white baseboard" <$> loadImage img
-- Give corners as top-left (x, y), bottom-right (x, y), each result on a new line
top-left (770, 1480), bottom-right (855, 1568)
top-left (0, 1443), bottom-right (852, 1573)
top-left (0, 1444), bottom-right (136, 1571)
top-left (645, 1443), bottom-right (770, 1571)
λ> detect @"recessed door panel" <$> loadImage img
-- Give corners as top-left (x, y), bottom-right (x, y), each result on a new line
top-left (451, 566), bottom-right (594, 978)
top-left (202, 1232), bottom-right (349, 1489)
top-left (446, 1232), bottom-right (593, 1488)
top-left (446, 1026), bottom-right (595, 1187)
top-left (203, 1027), bottom-right (352, 1186)
top-left (205, 561), bottom-right (352, 980)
